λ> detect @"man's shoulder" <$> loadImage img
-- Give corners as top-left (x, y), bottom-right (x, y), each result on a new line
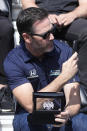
top-left (4, 45), bottom-right (24, 68)
top-left (54, 40), bottom-right (72, 54)
top-left (54, 40), bottom-right (71, 49)
top-left (5, 45), bottom-right (21, 61)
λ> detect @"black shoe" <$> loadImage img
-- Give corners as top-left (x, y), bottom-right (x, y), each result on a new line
top-left (0, 87), bottom-right (15, 113)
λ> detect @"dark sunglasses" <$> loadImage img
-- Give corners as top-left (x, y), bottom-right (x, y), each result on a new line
top-left (30, 24), bottom-right (57, 39)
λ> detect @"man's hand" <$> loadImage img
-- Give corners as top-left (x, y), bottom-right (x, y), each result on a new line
top-left (54, 110), bottom-right (70, 127)
top-left (48, 14), bottom-right (59, 24)
top-left (61, 52), bottom-right (78, 80)
top-left (48, 12), bottom-right (76, 27)
top-left (57, 12), bottom-right (76, 26)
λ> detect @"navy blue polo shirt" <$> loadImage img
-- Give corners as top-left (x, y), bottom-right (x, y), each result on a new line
top-left (4, 40), bottom-right (79, 112)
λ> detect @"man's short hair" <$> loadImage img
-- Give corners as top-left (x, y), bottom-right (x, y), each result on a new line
top-left (16, 7), bottom-right (48, 36)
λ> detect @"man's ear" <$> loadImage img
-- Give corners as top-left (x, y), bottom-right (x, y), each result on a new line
top-left (22, 33), bottom-right (32, 44)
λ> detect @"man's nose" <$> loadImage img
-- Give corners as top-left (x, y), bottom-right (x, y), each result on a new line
top-left (49, 33), bottom-right (54, 40)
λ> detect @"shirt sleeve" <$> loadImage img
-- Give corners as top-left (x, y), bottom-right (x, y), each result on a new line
top-left (4, 54), bottom-right (30, 90)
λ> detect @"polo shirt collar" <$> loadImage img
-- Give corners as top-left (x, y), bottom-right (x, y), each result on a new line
top-left (21, 41), bottom-right (34, 62)
top-left (21, 40), bottom-right (61, 63)
top-left (44, 40), bottom-right (61, 57)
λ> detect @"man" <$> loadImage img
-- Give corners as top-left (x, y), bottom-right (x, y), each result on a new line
top-left (4, 8), bottom-right (80, 131)
top-left (21, 0), bottom-right (87, 89)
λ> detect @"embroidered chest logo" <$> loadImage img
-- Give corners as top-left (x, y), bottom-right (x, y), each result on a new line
top-left (49, 70), bottom-right (61, 76)
top-left (27, 69), bottom-right (38, 78)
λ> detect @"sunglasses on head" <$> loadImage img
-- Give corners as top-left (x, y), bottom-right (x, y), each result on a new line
top-left (30, 24), bottom-right (57, 39)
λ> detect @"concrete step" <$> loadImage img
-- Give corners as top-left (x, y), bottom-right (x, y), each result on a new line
top-left (0, 113), bottom-right (14, 131)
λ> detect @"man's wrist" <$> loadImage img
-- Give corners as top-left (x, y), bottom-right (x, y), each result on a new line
top-left (59, 73), bottom-right (69, 84)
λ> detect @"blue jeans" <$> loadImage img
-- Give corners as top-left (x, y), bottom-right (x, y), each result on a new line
top-left (71, 113), bottom-right (87, 131)
top-left (13, 113), bottom-right (87, 131)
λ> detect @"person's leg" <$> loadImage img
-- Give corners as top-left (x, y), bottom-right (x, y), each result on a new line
top-left (0, 16), bottom-right (14, 87)
top-left (60, 18), bottom-right (87, 87)
top-left (50, 119), bottom-right (72, 131)
top-left (13, 113), bottom-right (30, 131)
top-left (13, 112), bottom-right (49, 131)
top-left (72, 113), bottom-right (87, 131)
top-left (0, 16), bottom-right (14, 111)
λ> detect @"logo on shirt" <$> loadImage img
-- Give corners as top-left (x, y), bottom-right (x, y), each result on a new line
top-left (49, 70), bottom-right (61, 76)
top-left (27, 69), bottom-right (38, 79)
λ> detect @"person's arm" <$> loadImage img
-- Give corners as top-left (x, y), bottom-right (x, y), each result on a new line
top-left (72, 0), bottom-right (87, 19)
top-left (21, 0), bottom-right (38, 9)
top-left (49, 0), bottom-right (87, 26)
top-left (54, 82), bottom-right (81, 126)
top-left (64, 82), bottom-right (81, 116)
top-left (13, 52), bottom-right (78, 113)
